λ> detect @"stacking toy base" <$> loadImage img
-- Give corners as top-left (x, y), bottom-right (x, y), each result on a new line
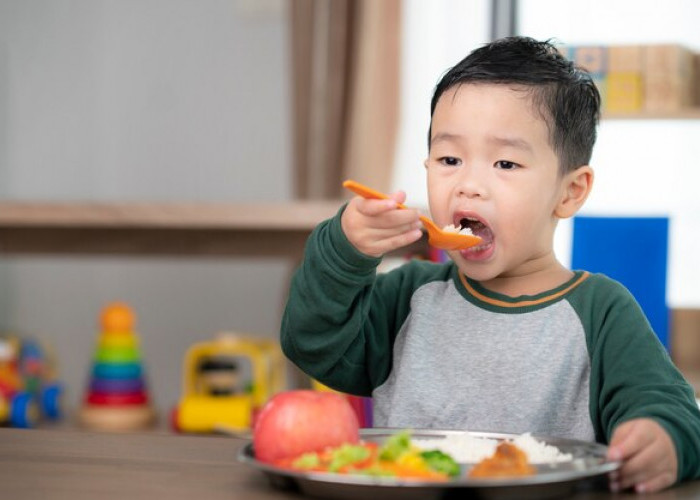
top-left (78, 404), bottom-right (156, 432)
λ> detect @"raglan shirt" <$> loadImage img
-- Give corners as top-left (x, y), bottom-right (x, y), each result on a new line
top-left (281, 209), bottom-right (700, 481)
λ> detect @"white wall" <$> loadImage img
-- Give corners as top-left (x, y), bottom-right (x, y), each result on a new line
top-left (393, 0), bottom-right (700, 308)
top-left (0, 0), bottom-right (293, 415)
top-left (392, 0), bottom-right (490, 201)
top-left (0, 0), bottom-right (291, 201)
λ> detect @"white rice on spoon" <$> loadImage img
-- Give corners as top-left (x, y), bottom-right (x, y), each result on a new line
top-left (442, 223), bottom-right (474, 235)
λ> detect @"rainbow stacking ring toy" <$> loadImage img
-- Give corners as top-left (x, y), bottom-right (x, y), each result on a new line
top-left (78, 302), bottom-right (157, 431)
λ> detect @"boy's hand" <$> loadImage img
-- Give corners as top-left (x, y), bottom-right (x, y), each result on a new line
top-left (607, 418), bottom-right (678, 493)
top-left (341, 190), bottom-right (423, 257)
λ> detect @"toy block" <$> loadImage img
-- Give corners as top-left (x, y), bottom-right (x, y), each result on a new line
top-left (608, 45), bottom-right (644, 73)
top-left (644, 44), bottom-right (695, 111)
top-left (571, 46), bottom-right (607, 76)
top-left (605, 45), bottom-right (645, 113)
top-left (607, 73), bottom-right (644, 112)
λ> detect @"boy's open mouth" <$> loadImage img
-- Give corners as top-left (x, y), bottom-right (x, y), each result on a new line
top-left (457, 216), bottom-right (494, 247)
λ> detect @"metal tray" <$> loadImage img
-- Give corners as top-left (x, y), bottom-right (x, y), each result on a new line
top-left (238, 429), bottom-right (620, 500)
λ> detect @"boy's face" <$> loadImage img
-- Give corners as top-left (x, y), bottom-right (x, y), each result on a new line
top-left (426, 83), bottom-right (568, 284)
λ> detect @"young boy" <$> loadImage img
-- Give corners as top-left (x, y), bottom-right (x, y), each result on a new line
top-left (280, 37), bottom-right (700, 493)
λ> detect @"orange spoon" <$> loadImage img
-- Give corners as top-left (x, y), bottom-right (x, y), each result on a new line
top-left (342, 179), bottom-right (482, 251)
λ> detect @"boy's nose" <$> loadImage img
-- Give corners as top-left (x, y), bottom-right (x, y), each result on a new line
top-left (456, 170), bottom-right (487, 199)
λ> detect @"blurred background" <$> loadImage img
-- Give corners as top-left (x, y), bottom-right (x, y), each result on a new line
top-left (0, 0), bottom-right (698, 419)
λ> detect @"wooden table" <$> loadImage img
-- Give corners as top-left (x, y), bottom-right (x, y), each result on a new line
top-left (1, 427), bottom-right (698, 500)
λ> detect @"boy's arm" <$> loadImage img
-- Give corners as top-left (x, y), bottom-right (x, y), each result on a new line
top-left (280, 207), bottom-right (400, 396)
top-left (587, 279), bottom-right (700, 482)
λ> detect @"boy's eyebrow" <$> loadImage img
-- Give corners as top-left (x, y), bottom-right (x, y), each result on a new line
top-left (429, 132), bottom-right (462, 146)
top-left (486, 134), bottom-right (534, 152)
top-left (430, 132), bottom-right (534, 153)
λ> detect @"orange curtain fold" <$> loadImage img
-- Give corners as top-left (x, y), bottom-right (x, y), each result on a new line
top-left (291, 0), bottom-right (401, 200)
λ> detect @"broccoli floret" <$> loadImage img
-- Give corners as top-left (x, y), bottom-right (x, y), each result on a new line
top-left (420, 449), bottom-right (460, 477)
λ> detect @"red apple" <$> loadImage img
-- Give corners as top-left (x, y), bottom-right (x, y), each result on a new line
top-left (253, 390), bottom-right (360, 464)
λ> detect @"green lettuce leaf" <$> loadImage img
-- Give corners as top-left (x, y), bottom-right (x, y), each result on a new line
top-left (328, 444), bottom-right (371, 472)
top-left (378, 430), bottom-right (412, 461)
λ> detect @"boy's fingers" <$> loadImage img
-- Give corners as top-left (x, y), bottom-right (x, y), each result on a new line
top-left (608, 420), bottom-right (635, 450)
top-left (362, 228), bottom-right (423, 256)
top-left (354, 203), bottom-right (420, 230)
top-left (362, 223), bottom-right (422, 244)
top-left (388, 190), bottom-right (407, 205)
top-left (396, 221), bottom-right (424, 234)
top-left (615, 439), bottom-right (662, 490)
top-left (374, 211), bottom-right (422, 230)
top-left (607, 420), bottom-right (651, 461)
top-left (635, 471), bottom-right (676, 494)
top-left (354, 197), bottom-right (399, 215)
top-left (382, 228), bottom-right (424, 250)
top-left (353, 190), bottom-right (410, 216)
top-left (355, 200), bottom-right (421, 226)
top-left (612, 423), bottom-right (677, 494)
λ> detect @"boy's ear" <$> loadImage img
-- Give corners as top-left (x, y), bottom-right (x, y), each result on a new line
top-left (555, 166), bottom-right (594, 219)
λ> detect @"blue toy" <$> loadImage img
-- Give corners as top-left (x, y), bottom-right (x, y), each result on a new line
top-left (0, 335), bottom-right (63, 428)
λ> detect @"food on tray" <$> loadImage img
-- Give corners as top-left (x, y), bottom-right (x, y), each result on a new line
top-left (273, 431), bottom-right (460, 480)
top-left (415, 432), bottom-right (573, 464)
top-left (254, 401), bottom-right (575, 481)
top-left (510, 433), bottom-right (573, 463)
top-left (468, 442), bottom-right (536, 478)
top-left (442, 223), bottom-right (474, 235)
top-left (253, 390), bottom-right (360, 464)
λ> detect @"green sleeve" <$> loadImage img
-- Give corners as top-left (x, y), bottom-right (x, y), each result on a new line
top-left (580, 276), bottom-right (700, 481)
top-left (280, 207), bottom-right (424, 396)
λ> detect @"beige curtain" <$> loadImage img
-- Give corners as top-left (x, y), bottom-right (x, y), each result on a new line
top-left (291, 0), bottom-right (401, 200)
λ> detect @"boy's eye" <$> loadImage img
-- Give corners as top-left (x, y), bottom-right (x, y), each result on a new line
top-left (495, 160), bottom-right (519, 170)
top-left (439, 157), bottom-right (461, 167)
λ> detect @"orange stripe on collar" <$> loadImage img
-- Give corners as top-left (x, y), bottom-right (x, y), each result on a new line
top-left (458, 272), bottom-right (591, 308)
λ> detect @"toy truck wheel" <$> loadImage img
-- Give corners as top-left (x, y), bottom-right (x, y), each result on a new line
top-left (10, 392), bottom-right (39, 428)
top-left (41, 383), bottom-right (62, 420)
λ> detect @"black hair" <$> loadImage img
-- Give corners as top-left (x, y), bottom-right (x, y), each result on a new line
top-left (429, 36), bottom-right (601, 174)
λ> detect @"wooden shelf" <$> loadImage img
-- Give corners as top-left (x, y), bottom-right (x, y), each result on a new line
top-left (603, 108), bottom-right (700, 120)
top-left (0, 201), bottom-right (342, 258)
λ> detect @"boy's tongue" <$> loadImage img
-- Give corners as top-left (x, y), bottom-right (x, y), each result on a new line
top-left (462, 219), bottom-right (494, 245)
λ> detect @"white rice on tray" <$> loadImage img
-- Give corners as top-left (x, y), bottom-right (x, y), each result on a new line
top-left (414, 432), bottom-right (573, 464)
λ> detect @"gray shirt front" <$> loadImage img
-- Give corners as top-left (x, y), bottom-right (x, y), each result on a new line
top-left (372, 279), bottom-right (595, 441)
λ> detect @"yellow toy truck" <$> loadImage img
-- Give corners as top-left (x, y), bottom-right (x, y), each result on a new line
top-left (171, 334), bottom-right (285, 434)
